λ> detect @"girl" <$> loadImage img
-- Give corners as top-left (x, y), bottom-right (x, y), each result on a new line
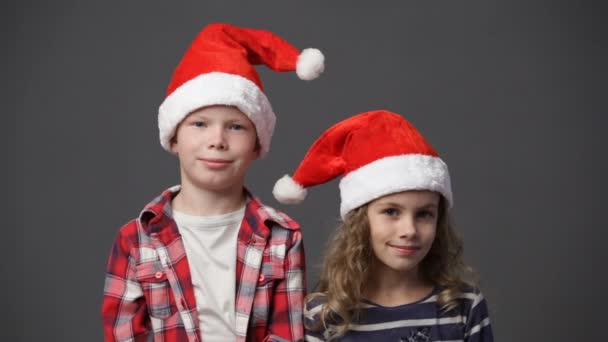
top-left (273, 110), bottom-right (493, 341)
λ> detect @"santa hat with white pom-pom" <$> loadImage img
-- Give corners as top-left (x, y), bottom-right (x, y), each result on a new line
top-left (158, 23), bottom-right (325, 157)
top-left (273, 110), bottom-right (453, 219)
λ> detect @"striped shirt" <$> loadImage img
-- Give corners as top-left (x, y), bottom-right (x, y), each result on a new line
top-left (304, 287), bottom-right (493, 342)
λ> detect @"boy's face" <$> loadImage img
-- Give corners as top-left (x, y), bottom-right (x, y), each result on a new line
top-left (366, 190), bottom-right (439, 280)
top-left (171, 105), bottom-right (259, 192)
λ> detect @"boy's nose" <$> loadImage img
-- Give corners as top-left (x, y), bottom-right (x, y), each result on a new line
top-left (208, 127), bottom-right (227, 150)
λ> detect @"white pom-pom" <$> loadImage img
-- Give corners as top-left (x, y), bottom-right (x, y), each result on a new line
top-left (273, 175), bottom-right (308, 204)
top-left (296, 48), bottom-right (325, 80)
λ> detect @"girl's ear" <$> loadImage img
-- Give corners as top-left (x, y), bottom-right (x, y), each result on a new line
top-left (253, 139), bottom-right (262, 159)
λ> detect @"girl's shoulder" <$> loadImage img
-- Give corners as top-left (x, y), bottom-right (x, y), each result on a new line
top-left (304, 293), bottom-right (334, 339)
top-left (435, 284), bottom-right (490, 320)
top-left (304, 293), bottom-right (328, 321)
top-left (304, 293), bottom-right (345, 328)
top-left (455, 284), bottom-right (487, 307)
top-left (447, 285), bottom-right (494, 339)
top-left (436, 283), bottom-right (484, 300)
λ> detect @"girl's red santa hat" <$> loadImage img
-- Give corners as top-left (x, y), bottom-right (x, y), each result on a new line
top-left (273, 110), bottom-right (453, 219)
top-left (158, 23), bottom-right (325, 157)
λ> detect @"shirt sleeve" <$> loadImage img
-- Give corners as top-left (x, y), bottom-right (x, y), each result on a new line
top-left (101, 225), bottom-right (150, 342)
top-left (267, 230), bottom-right (306, 342)
top-left (464, 290), bottom-right (494, 342)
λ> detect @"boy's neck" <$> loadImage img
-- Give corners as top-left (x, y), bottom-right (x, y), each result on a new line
top-left (172, 183), bottom-right (247, 216)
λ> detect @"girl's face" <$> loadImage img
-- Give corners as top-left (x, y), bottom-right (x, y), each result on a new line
top-left (366, 190), bottom-right (440, 279)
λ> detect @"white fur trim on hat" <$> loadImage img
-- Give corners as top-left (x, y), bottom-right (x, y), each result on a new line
top-left (158, 72), bottom-right (276, 157)
top-left (273, 175), bottom-right (308, 204)
top-left (338, 154), bottom-right (453, 219)
top-left (296, 48), bottom-right (325, 81)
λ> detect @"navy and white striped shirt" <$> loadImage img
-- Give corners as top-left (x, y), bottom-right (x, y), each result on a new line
top-left (304, 287), bottom-right (493, 342)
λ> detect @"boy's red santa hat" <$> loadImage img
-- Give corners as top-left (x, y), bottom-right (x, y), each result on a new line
top-left (158, 23), bottom-right (324, 157)
top-left (273, 110), bottom-right (453, 219)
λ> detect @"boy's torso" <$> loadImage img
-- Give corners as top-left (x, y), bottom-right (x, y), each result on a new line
top-left (113, 186), bottom-right (302, 342)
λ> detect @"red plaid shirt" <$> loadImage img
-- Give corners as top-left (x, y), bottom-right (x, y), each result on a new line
top-left (102, 186), bottom-right (306, 342)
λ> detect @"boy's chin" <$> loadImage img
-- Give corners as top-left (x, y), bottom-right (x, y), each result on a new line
top-left (190, 176), bottom-right (245, 192)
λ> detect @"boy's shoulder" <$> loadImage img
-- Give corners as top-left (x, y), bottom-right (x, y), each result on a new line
top-left (115, 186), bottom-right (302, 235)
top-left (245, 189), bottom-right (301, 232)
top-left (115, 186), bottom-right (179, 237)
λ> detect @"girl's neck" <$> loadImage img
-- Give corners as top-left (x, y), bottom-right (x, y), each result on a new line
top-left (362, 264), bottom-right (434, 307)
top-left (172, 182), bottom-right (246, 216)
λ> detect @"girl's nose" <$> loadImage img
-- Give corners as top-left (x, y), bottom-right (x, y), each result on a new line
top-left (398, 217), bottom-right (417, 238)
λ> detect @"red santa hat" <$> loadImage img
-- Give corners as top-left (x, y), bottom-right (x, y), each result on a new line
top-left (158, 23), bottom-right (324, 157)
top-left (273, 110), bottom-right (453, 219)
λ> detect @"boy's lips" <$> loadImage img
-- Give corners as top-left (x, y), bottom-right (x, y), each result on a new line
top-left (199, 158), bottom-right (233, 169)
top-left (200, 158), bottom-right (232, 162)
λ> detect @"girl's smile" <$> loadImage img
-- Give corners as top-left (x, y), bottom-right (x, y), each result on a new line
top-left (387, 244), bottom-right (421, 256)
top-left (367, 190), bottom-right (440, 279)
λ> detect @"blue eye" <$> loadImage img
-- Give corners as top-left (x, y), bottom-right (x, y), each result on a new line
top-left (416, 210), bottom-right (435, 219)
top-left (382, 208), bottom-right (400, 216)
top-left (193, 121), bottom-right (206, 128)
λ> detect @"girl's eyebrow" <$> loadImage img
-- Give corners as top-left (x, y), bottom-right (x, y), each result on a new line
top-left (375, 201), bottom-right (438, 210)
top-left (225, 118), bottom-right (249, 123)
top-left (376, 201), bottom-right (404, 208)
top-left (418, 203), bottom-right (439, 210)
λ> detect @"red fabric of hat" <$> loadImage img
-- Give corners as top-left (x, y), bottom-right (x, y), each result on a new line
top-left (158, 23), bottom-right (325, 157)
top-left (273, 110), bottom-right (452, 218)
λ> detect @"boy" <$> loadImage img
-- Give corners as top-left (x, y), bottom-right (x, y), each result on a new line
top-left (102, 23), bottom-right (324, 342)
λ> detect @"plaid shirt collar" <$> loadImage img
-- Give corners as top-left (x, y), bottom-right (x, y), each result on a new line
top-left (137, 185), bottom-right (300, 239)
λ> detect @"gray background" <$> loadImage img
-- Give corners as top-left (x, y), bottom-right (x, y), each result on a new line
top-left (9, 0), bottom-right (607, 341)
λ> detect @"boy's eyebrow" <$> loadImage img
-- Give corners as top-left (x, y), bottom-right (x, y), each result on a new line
top-left (186, 113), bottom-right (249, 123)
top-left (185, 113), bottom-right (207, 120)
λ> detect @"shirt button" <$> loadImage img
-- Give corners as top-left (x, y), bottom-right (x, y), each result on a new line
top-left (155, 271), bottom-right (164, 279)
top-left (258, 274), bottom-right (265, 282)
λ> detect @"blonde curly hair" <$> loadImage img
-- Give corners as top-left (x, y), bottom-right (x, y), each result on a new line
top-left (306, 195), bottom-right (474, 340)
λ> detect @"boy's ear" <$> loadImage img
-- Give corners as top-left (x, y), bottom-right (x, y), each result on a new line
top-left (170, 136), bottom-right (178, 154)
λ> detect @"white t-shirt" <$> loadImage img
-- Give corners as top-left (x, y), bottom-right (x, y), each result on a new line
top-left (173, 206), bottom-right (245, 342)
